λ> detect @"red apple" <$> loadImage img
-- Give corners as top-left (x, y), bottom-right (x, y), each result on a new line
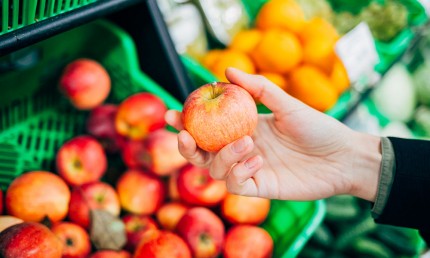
top-left (0, 216), bottom-right (24, 233)
top-left (223, 225), bottom-right (273, 258)
top-left (122, 129), bottom-right (188, 176)
top-left (68, 181), bottom-right (120, 229)
top-left (56, 135), bottom-right (107, 187)
top-left (221, 193), bottom-right (270, 225)
top-left (0, 188), bottom-right (3, 215)
top-left (115, 92), bottom-right (167, 140)
top-left (59, 58), bottom-right (111, 110)
top-left (122, 214), bottom-right (158, 252)
top-left (89, 250), bottom-right (131, 258)
top-left (6, 171), bottom-right (70, 222)
top-left (182, 82), bottom-right (258, 152)
top-left (156, 202), bottom-right (188, 231)
top-left (116, 169), bottom-right (165, 215)
top-left (86, 104), bottom-right (126, 153)
top-left (177, 164), bottom-right (227, 207)
top-left (0, 222), bottom-right (63, 258)
top-left (51, 222), bottom-right (91, 258)
top-left (134, 230), bottom-right (191, 258)
top-left (168, 171), bottom-right (181, 201)
top-left (176, 207), bottom-right (225, 258)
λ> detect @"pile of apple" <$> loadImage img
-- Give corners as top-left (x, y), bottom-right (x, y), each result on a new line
top-left (0, 59), bottom-right (274, 258)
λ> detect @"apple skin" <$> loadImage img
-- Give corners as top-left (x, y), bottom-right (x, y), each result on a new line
top-left (122, 214), bottom-right (158, 252)
top-left (89, 250), bottom-right (132, 258)
top-left (115, 92), bottom-right (167, 140)
top-left (68, 181), bottom-right (121, 229)
top-left (134, 230), bottom-right (192, 258)
top-left (223, 225), bottom-right (273, 258)
top-left (168, 171), bottom-right (181, 201)
top-left (56, 135), bottom-right (107, 187)
top-left (0, 222), bottom-right (63, 258)
top-left (116, 169), bottom-right (165, 215)
top-left (0, 216), bottom-right (24, 233)
top-left (177, 164), bottom-right (227, 207)
top-left (122, 129), bottom-right (188, 176)
top-left (6, 171), bottom-right (70, 222)
top-left (221, 193), bottom-right (270, 225)
top-left (156, 202), bottom-right (189, 231)
top-left (51, 222), bottom-right (91, 258)
top-left (176, 207), bottom-right (225, 258)
top-left (182, 82), bottom-right (258, 152)
top-left (86, 104), bottom-right (126, 153)
top-left (59, 58), bottom-right (111, 110)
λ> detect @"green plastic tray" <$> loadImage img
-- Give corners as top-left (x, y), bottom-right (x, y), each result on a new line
top-left (1, 0), bottom-right (98, 36)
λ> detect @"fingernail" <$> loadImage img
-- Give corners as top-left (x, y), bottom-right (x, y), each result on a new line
top-left (232, 137), bottom-right (249, 153)
top-left (245, 156), bottom-right (260, 169)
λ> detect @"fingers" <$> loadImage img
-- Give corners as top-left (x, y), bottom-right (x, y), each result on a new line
top-left (165, 110), bottom-right (184, 131)
top-left (177, 130), bottom-right (211, 168)
top-left (225, 67), bottom-right (305, 117)
top-left (226, 155), bottom-right (263, 196)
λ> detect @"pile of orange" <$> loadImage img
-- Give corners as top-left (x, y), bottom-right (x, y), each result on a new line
top-left (201, 0), bottom-right (350, 112)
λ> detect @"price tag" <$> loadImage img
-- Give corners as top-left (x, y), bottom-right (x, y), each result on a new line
top-left (418, 0), bottom-right (430, 16)
top-left (335, 22), bottom-right (379, 83)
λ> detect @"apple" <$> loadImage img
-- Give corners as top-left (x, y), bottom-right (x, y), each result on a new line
top-left (56, 135), bottom-right (107, 186)
top-left (68, 181), bottom-right (121, 229)
top-left (115, 92), bottom-right (167, 140)
top-left (177, 164), bottom-right (227, 206)
top-left (51, 222), bottom-right (91, 258)
top-left (0, 216), bottom-right (23, 233)
top-left (122, 129), bottom-right (188, 176)
top-left (122, 214), bottom-right (158, 252)
top-left (176, 207), bottom-right (225, 258)
top-left (223, 225), bottom-right (273, 258)
top-left (156, 202), bottom-right (188, 231)
top-left (0, 188), bottom-right (3, 215)
top-left (86, 104), bottom-right (126, 153)
top-left (0, 222), bottom-right (63, 258)
top-left (182, 82), bottom-right (258, 152)
top-left (168, 171), bottom-right (181, 200)
top-left (89, 250), bottom-right (131, 258)
top-left (6, 171), bottom-right (70, 222)
top-left (134, 230), bottom-right (191, 258)
top-left (116, 169), bottom-right (165, 215)
top-left (221, 193), bottom-right (270, 225)
top-left (59, 58), bottom-right (111, 110)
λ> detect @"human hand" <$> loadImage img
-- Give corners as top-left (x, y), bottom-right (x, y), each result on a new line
top-left (165, 68), bottom-right (381, 202)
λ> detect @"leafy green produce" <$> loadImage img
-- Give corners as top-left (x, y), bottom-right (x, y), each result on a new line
top-left (296, 0), bottom-right (334, 22)
top-left (412, 60), bottom-right (430, 106)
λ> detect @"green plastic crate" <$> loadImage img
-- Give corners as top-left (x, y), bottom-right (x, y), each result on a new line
top-left (0, 0), bottom-right (98, 36)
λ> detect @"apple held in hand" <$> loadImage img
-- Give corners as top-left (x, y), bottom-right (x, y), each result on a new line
top-left (223, 225), bottom-right (273, 258)
top-left (182, 82), bottom-right (258, 152)
top-left (59, 58), bottom-right (111, 110)
top-left (122, 214), bottom-right (158, 252)
top-left (51, 222), bottom-right (91, 258)
top-left (221, 193), bottom-right (270, 225)
top-left (56, 135), bottom-right (107, 187)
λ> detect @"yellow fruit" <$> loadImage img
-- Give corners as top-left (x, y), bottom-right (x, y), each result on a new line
top-left (251, 29), bottom-right (302, 74)
top-left (259, 72), bottom-right (289, 92)
top-left (256, 0), bottom-right (306, 33)
top-left (289, 65), bottom-right (338, 111)
top-left (302, 38), bottom-right (336, 74)
top-left (206, 49), bottom-right (256, 82)
top-left (229, 29), bottom-right (263, 55)
top-left (330, 57), bottom-right (350, 95)
top-left (299, 17), bottom-right (339, 44)
top-left (202, 49), bottom-right (223, 69)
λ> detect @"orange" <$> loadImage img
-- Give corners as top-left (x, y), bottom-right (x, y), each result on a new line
top-left (289, 65), bottom-right (338, 112)
top-left (256, 0), bottom-right (306, 33)
top-left (259, 72), bottom-right (289, 92)
top-left (202, 49), bottom-right (223, 69)
top-left (330, 56), bottom-right (350, 95)
top-left (251, 29), bottom-right (302, 74)
top-left (206, 49), bottom-right (256, 82)
top-left (229, 29), bottom-right (263, 55)
top-left (302, 37), bottom-right (336, 74)
top-left (299, 17), bottom-right (339, 44)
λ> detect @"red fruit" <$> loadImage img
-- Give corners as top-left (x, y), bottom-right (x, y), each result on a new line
top-left (51, 222), bottom-right (91, 258)
top-left (221, 193), bottom-right (270, 225)
top-left (89, 250), bottom-right (131, 258)
top-left (168, 171), bottom-right (181, 201)
top-left (122, 214), bottom-right (158, 252)
top-left (0, 188), bottom-right (3, 215)
top-left (223, 225), bottom-right (273, 258)
top-left (134, 230), bottom-right (191, 258)
top-left (156, 202), bottom-right (189, 231)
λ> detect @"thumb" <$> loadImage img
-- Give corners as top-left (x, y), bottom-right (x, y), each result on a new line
top-left (225, 67), bottom-right (305, 118)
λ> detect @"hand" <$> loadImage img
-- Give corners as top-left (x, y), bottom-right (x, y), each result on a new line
top-left (165, 68), bottom-right (381, 202)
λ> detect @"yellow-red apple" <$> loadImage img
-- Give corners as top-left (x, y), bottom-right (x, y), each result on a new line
top-left (115, 92), bottom-right (167, 140)
top-left (182, 82), bottom-right (258, 152)
top-left (56, 135), bottom-right (107, 187)
top-left (6, 171), bottom-right (70, 222)
top-left (177, 164), bottom-right (227, 207)
top-left (223, 225), bottom-right (273, 258)
top-left (122, 214), bottom-right (158, 252)
top-left (134, 230), bottom-right (191, 258)
top-left (89, 250), bottom-right (131, 258)
top-left (0, 222), bottom-right (63, 258)
top-left (176, 207), bottom-right (225, 258)
top-left (51, 222), bottom-right (91, 258)
top-left (221, 193), bottom-right (270, 225)
top-left (68, 181), bottom-right (120, 229)
top-left (116, 169), bottom-right (165, 215)
top-left (0, 216), bottom-right (23, 233)
top-left (156, 202), bottom-right (189, 231)
top-left (59, 58), bottom-right (111, 110)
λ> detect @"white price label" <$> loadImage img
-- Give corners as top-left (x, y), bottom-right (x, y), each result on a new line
top-left (335, 22), bottom-right (379, 83)
top-left (418, 0), bottom-right (430, 16)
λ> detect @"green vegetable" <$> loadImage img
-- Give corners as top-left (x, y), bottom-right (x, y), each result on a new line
top-left (349, 237), bottom-right (394, 258)
top-left (375, 226), bottom-right (419, 255)
top-left (296, 0), bottom-right (334, 22)
top-left (311, 224), bottom-right (333, 248)
top-left (413, 106), bottom-right (430, 137)
top-left (334, 215), bottom-right (376, 250)
top-left (413, 60), bottom-right (430, 105)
